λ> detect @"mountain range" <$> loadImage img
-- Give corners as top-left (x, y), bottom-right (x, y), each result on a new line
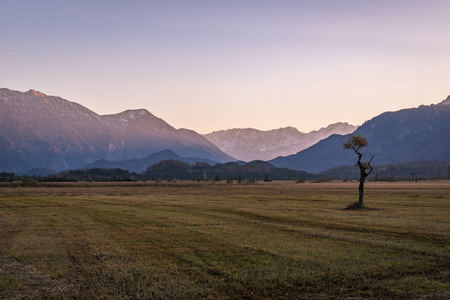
top-left (1, 88), bottom-right (449, 176)
top-left (270, 96), bottom-right (450, 173)
top-left (0, 88), bottom-right (233, 173)
top-left (203, 123), bottom-right (357, 161)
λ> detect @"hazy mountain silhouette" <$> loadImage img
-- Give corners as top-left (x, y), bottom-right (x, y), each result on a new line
top-left (270, 96), bottom-right (450, 173)
top-left (0, 88), bottom-right (234, 172)
top-left (83, 149), bottom-right (218, 173)
top-left (204, 123), bottom-right (356, 161)
top-left (143, 159), bottom-right (315, 181)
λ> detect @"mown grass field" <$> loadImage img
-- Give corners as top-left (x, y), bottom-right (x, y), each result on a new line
top-left (0, 181), bottom-right (449, 299)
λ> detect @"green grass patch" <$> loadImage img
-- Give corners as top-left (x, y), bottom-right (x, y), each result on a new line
top-left (0, 274), bottom-right (19, 292)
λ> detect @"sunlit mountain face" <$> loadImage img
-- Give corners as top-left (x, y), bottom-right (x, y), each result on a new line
top-left (0, 88), bottom-right (234, 173)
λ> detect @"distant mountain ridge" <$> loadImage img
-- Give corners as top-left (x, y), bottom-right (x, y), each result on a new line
top-left (270, 96), bottom-right (450, 173)
top-left (143, 159), bottom-right (315, 181)
top-left (83, 149), bottom-right (218, 173)
top-left (0, 88), bottom-right (234, 172)
top-left (204, 123), bottom-right (357, 161)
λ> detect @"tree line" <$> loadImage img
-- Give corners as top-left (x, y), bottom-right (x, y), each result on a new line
top-left (2, 159), bottom-right (449, 184)
top-left (0, 160), bottom-right (316, 183)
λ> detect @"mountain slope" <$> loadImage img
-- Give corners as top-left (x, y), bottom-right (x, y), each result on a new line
top-left (0, 89), bottom-right (113, 172)
top-left (204, 123), bottom-right (356, 161)
top-left (270, 96), bottom-right (450, 173)
top-left (0, 88), bottom-right (234, 172)
top-left (83, 149), bottom-right (218, 173)
top-left (101, 109), bottom-right (232, 162)
top-left (143, 160), bottom-right (315, 181)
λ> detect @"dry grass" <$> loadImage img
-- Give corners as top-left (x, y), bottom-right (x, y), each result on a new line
top-left (0, 180), bottom-right (449, 299)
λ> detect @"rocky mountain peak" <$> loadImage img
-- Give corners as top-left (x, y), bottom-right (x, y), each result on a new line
top-left (438, 95), bottom-right (450, 106)
top-left (27, 89), bottom-right (45, 98)
top-left (102, 109), bottom-right (153, 127)
top-left (121, 109), bottom-right (150, 120)
top-left (275, 126), bottom-right (302, 134)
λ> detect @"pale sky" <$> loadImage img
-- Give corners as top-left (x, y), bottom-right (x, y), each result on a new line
top-left (1, 0), bottom-right (449, 133)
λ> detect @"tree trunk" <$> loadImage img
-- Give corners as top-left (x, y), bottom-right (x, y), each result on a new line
top-left (358, 176), bottom-right (365, 205)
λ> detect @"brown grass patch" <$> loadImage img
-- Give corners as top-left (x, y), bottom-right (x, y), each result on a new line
top-left (0, 180), bottom-right (449, 299)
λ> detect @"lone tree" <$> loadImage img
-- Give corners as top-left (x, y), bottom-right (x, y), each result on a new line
top-left (343, 134), bottom-right (374, 206)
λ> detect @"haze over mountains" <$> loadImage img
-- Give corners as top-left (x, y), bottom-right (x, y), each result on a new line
top-left (1, 88), bottom-right (449, 177)
top-left (204, 123), bottom-right (357, 161)
top-left (83, 149), bottom-right (218, 173)
top-left (0, 88), bottom-right (233, 173)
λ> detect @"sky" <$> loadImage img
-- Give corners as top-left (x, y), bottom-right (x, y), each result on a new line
top-left (1, 0), bottom-right (449, 134)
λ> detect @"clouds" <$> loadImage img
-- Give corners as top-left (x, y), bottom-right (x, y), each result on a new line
top-left (0, 51), bottom-right (21, 57)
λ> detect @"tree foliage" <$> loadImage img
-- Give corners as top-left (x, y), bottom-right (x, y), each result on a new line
top-left (343, 134), bottom-right (368, 152)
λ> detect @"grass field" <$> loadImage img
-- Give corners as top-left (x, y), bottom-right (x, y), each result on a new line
top-left (0, 181), bottom-right (449, 299)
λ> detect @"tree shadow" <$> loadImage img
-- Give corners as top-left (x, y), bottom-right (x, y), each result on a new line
top-left (344, 202), bottom-right (379, 210)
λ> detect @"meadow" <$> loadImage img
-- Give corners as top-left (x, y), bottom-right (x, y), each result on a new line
top-left (0, 181), bottom-right (449, 299)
